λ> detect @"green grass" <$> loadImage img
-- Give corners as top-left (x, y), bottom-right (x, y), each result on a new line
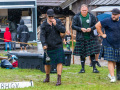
top-left (0, 65), bottom-right (120, 90)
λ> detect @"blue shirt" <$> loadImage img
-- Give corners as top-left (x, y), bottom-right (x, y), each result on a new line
top-left (100, 17), bottom-right (120, 48)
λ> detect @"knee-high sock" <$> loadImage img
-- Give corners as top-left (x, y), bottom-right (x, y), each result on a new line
top-left (90, 55), bottom-right (96, 69)
top-left (80, 56), bottom-right (85, 69)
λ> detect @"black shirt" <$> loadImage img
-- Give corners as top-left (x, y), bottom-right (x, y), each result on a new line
top-left (65, 35), bottom-right (71, 44)
top-left (40, 19), bottom-right (66, 50)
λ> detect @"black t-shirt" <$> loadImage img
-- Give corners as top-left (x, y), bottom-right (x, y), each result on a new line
top-left (100, 17), bottom-right (120, 48)
top-left (65, 35), bottom-right (71, 44)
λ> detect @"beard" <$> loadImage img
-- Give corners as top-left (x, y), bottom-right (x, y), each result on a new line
top-left (112, 17), bottom-right (119, 21)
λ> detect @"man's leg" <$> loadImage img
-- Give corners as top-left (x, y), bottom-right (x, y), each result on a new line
top-left (14, 34), bottom-right (16, 50)
top-left (12, 40), bottom-right (15, 50)
top-left (95, 54), bottom-right (101, 67)
top-left (12, 33), bottom-right (16, 50)
top-left (79, 56), bottom-right (85, 73)
top-left (43, 65), bottom-right (51, 83)
top-left (56, 63), bottom-right (62, 86)
top-left (108, 61), bottom-right (116, 77)
top-left (20, 47), bottom-right (22, 51)
top-left (9, 42), bottom-right (11, 50)
top-left (5, 42), bottom-right (7, 51)
top-left (25, 46), bottom-right (26, 51)
top-left (89, 56), bottom-right (92, 67)
top-left (90, 54), bottom-right (99, 73)
top-left (113, 62), bottom-right (116, 69)
top-left (108, 61), bottom-right (116, 82)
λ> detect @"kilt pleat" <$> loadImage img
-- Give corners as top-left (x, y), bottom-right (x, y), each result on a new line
top-left (99, 46), bottom-right (120, 62)
top-left (73, 39), bottom-right (100, 57)
top-left (43, 47), bottom-right (65, 65)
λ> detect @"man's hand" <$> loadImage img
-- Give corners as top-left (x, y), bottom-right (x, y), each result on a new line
top-left (64, 42), bottom-right (66, 45)
top-left (86, 28), bottom-right (91, 32)
top-left (43, 46), bottom-right (47, 50)
top-left (101, 34), bottom-right (107, 38)
top-left (81, 28), bottom-right (87, 33)
top-left (51, 19), bottom-right (56, 26)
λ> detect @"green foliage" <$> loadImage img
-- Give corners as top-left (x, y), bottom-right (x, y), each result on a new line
top-left (0, 65), bottom-right (120, 90)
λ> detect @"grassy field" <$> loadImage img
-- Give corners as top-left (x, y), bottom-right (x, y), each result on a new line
top-left (0, 65), bottom-right (120, 90)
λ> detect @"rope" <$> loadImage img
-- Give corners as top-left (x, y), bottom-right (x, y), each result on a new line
top-left (0, 38), bottom-right (32, 45)
top-left (0, 37), bottom-right (76, 46)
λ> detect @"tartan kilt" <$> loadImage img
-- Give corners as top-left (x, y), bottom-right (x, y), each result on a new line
top-left (43, 47), bottom-right (65, 65)
top-left (99, 46), bottom-right (120, 62)
top-left (73, 39), bottom-right (100, 58)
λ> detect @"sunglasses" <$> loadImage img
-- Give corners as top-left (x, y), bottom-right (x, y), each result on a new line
top-left (48, 16), bottom-right (54, 18)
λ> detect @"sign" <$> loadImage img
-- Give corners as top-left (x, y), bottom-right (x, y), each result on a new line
top-left (0, 80), bottom-right (33, 89)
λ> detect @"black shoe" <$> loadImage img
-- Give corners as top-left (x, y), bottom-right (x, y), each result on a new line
top-left (89, 63), bottom-right (92, 67)
top-left (93, 68), bottom-right (99, 73)
top-left (97, 62), bottom-right (101, 67)
top-left (78, 68), bottom-right (85, 73)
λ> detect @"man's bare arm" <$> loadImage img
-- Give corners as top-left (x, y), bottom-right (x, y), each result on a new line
top-left (95, 21), bottom-right (106, 38)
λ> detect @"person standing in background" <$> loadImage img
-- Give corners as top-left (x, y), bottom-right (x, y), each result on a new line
top-left (7, 20), bottom-right (17, 50)
top-left (4, 27), bottom-right (12, 51)
top-left (17, 19), bottom-right (30, 52)
top-left (64, 30), bottom-right (71, 51)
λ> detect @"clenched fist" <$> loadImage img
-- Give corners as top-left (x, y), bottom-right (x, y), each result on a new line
top-left (43, 46), bottom-right (47, 50)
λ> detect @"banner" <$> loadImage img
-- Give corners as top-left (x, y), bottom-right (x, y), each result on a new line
top-left (0, 80), bottom-right (33, 89)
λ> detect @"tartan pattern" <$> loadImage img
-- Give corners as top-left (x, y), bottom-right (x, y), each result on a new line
top-left (43, 48), bottom-right (65, 65)
top-left (73, 39), bottom-right (100, 57)
top-left (99, 46), bottom-right (120, 62)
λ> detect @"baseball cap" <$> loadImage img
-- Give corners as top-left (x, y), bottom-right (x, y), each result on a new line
top-left (112, 8), bottom-right (120, 15)
top-left (47, 9), bottom-right (55, 16)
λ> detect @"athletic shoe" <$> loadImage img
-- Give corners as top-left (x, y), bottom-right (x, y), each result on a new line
top-left (110, 76), bottom-right (116, 83)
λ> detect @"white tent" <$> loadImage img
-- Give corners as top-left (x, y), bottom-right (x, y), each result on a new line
top-left (92, 6), bottom-right (120, 12)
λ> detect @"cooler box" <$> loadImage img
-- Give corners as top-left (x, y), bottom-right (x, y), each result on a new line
top-left (64, 51), bottom-right (72, 66)
top-left (116, 62), bottom-right (120, 80)
top-left (7, 51), bottom-right (31, 58)
top-left (7, 51), bottom-right (57, 73)
top-left (17, 53), bottom-right (43, 69)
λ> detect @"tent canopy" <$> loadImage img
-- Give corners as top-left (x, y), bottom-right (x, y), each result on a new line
top-left (0, 5), bottom-right (35, 9)
top-left (92, 6), bottom-right (120, 12)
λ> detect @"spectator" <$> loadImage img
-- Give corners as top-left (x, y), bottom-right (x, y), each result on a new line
top-left (7, 20), bottom-right (17, 50)
top-left (4, 27), bottom-right (12, 51)
top-left (64, 30), bottom-right (71, 51)
top-left (17, 19), bottom-right (30, 52)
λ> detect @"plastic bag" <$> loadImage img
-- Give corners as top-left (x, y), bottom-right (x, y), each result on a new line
top-left (1, 59), bottom-right (13, 69)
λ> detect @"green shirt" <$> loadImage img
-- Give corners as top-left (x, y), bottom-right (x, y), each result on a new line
top-left (80, 13), bottom-right (90, 40)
